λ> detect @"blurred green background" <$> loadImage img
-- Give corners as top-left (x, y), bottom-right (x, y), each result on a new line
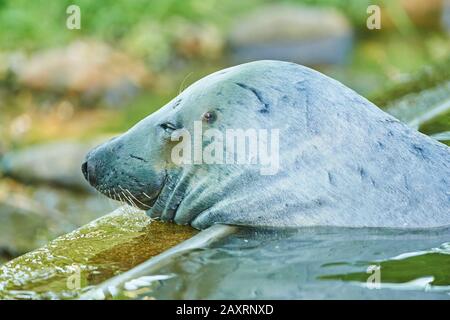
top-left (0, 0), bottom-right (449, 263)
top-left (1, 0), bottom-right (449, 146)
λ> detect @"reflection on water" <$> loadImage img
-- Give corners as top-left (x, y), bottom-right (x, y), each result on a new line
top-left (116, 226), bottom-right (450, 300)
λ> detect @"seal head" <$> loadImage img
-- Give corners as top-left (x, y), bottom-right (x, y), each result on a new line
top-left (83, 60), bottom-right (450, 229)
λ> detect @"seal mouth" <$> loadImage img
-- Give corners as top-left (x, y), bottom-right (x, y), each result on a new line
top-left (97, 186), bottom-right (158, 210)
top-left (96, 172), bottom-right (168, 211)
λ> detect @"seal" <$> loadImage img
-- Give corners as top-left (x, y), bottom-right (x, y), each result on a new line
top-left (82, 60), bottom-right (450, 229)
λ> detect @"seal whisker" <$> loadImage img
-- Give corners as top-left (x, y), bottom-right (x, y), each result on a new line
top-left (123, 191), bottom-right (141, 211)
top-left (142, 192), bottom-right (153, 200)
top-left (125, 188), bottom-right (151, 208)
top-left (118, 192), bottom-right (127, 207)
top-left (118, 185), bottom-right (134, 207)
top-left (121, 191), bottom-right (134, 207)
top-left (118, 184), bottom-right (151, 209)
top-left (106, 190), bottom-right (117, 210)
top-left (118, 192), bottom-right (133, 214)
top-left (120, 194), bottom-right (131, 213)
top-left (106, 189), bottom-right (116, 209)
top-left (112, 191), bottom-right (118, 201)
top-left (112, 188), bottom-right (118, 200)
top-left (178, 72), bottom-right (193, 95)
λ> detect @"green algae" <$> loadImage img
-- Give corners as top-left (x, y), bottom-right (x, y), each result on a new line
top-left (0, 206), bottom-right (197, 299)
top-left (319, 248), bottom-right (450, 288)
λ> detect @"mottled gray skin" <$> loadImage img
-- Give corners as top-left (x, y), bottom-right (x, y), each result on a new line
top-left (83, 60), bottom-right (450, 229)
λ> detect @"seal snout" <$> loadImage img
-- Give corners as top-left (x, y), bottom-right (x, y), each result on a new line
top-left (81, 134), bottom-right (166, 211)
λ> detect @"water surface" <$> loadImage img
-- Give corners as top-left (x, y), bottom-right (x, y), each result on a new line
top-left (113, 226), bottom-right (450, 299)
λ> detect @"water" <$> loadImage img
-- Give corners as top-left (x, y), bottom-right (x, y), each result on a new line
top-left (112, 226), bottom-right (450, 300)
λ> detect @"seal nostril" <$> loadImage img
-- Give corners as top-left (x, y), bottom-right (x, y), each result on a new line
top-left (81, 162), bottom-right (88, 180)
top-left (82, 161), bottom-right (97, 186)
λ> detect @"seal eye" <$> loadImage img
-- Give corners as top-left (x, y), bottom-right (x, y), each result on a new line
top-left (202, 111), bottom-right (216, 123)
top-left (160, 122), bottom-right (177, 132)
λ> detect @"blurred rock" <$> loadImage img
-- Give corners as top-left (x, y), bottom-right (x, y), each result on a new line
top-left (122, 22), bottom-right (172, 71)
top-left (122, 19), bottom-right (225, 71)
top-left (12, 40), bottom-right (152, 107)
top-left (443, 0), bottom-right (450, 32)
top-left (228, 4), bottom-right (353, 66)
top-left (0, 138), bottom-right (120, 263)
top-left (381, 0), bottom-right (444, 30)
top-left (0, 51), bottom-right (26, 82)
top-left (172, 20), bottom-right (224, 61)
top-left (0, 178), bottom-right (117, 262)
top-left (400, 0), bottom-right (443, 28)
top-left (0, 191), bottom-right (64, 258)
top-left (0, 140), bottom-right (101, 192)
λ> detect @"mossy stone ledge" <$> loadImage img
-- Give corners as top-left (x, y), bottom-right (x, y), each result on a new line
top-left (0, 206), bottom-right (197, 299)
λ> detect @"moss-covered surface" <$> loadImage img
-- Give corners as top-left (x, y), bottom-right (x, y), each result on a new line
top-left (420, 109), bottom-right (450, 140)
top-left (369, 57), bottom-right (450, 108)
top-left (0, 207), bottom-right (197, 299)
top-left (364, 55), bottom-right (450, 146)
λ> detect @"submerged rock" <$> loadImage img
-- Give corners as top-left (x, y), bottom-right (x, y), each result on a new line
top-left (0, 140), bottom-right (99, 192)
top-left (11, 40), bottom-right (152, 107)
top-left (0, 207), bottom-right (197, 299)
top-left (172, 20), bottom-right (224, 61)
top-left (228, 4), bottom-right (353, 65)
